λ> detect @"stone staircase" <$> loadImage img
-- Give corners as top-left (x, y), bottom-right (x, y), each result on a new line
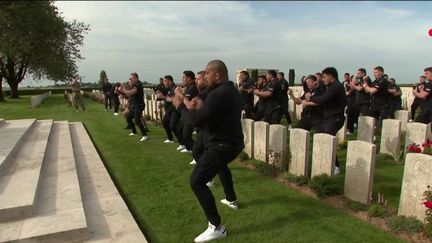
top-left (0, 119), bottom-right (147, 242)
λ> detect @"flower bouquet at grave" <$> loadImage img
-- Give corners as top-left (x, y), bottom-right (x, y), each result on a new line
top-left (407, 143), bottom-right (422, 153)
top-left (422, 139), bottom-right (432, 155)
top-left (423, 185), bottom-right (432, 224)
top-left (406, 139), bottom-right (432, 155)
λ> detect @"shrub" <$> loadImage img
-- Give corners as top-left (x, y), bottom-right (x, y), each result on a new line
top-left (386, 215), bottom-right (406, 233)
top-left (424, 223), bottom-right (432, 238)
top-left (238, 151), bottom-right (249, 162)
top-left (345, 200), bottom-right (368, 212)
top-left (367, 204), bottom-right (386, 218)
top-left (144, 114), bottom-right (151, 121)
top-left (405, 217), bottom-right (423, 235)
top-left (308, 174), bottom-right (343, 198)
top-left (255, 162), bottom-right (279, 177)
top-left (284, 173), bottom-right (309, 186)
top-left (386, 215), bottom-right (424, 235)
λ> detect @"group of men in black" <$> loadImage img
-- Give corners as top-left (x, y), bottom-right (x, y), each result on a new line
top-left (104, 63), bottom-right (432, 243)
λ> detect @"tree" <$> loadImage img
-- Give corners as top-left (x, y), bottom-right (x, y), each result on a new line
top-left (0, 1), bottom-right (90, 99)
top-left (99, 70), bottom-right (107, 86)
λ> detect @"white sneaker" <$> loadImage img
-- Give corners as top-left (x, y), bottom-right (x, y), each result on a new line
top-left (176, 145), bottom-right (186, 151)
top-left (220, 199), bottom-right (238, 210)
top-left (346, 131), bottom-right (353, 136)
top-left (181, 148), bottom-right (192, 153)
top-left (334, 166), bottom-right (341, 175)
top-left (189, 159), bottom-right (197, 165)
top-left (409, 119), bottom-right (413, 122)
top-left (114, 112), bottom-right (119, 116)
top-left (206, 181), bottom-right (215, 187)
top-left (164, 139), bottom-right (174, 144)
top-left (194, 222), bottom-right (227, 243)
top-left (140, 136), bottom-right (148, 142)
top-left (193, 131), bottom-right (198, 135)
top-left (129, 133), bottom-right (136, 136)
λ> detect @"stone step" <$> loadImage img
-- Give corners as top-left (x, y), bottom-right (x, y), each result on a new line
top-left (0, 121), bottom-right (88, 242)
top-left (0, 120), bottom-right (53, 221)
top-left (0, 119), bottom-right (36, 175)
top-left (69, 122), bottom-right (147, 242)
top-left (0, 119), bottom-right (5, 127)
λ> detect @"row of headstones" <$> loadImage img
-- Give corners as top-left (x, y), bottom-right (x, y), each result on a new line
top-left (143, 94), bottom-right (165, 122)
top-left (30, 91), bottom-right (52, 108)
top-left (241, 117), bottom-right (432, 222)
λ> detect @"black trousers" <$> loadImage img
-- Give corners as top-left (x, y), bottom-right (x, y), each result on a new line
top-left (282, 98), bottom-right (292, 125)
top-left (415, 111), bottom-right (432, 124)
top-left (190, 146), bottom-right (242, 227)
top-left (111, 95), bottom-right (120, 113)
top-left (317, 116), bottom-right (345, 167)
top-left (243, 102), bottom-right (254, 119)
top-left (127, 105), bottom-right (147, 136)
top-left (265, 108), bottom-right (282, 125)
top-left (357, 103), bottom-right (371, 117)
top-left (370, 107), bottom-right (391, 126)
top-left (346, 105), bottom-right (359, 133)
top-left (411, 98), bottom-right (423, 120)
top-left (183, 121), bottom-right (195, 151)
top-left (296, 116), bottom-right (321, 132)
top-left (192, 131), bottom-right (204, 161)
top-left (162, 110), bottom-right (183, 143)
top-left (104, 94), bottom-right (112, 110)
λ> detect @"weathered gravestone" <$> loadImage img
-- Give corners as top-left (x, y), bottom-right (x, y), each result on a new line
top-left (399, 153), bottom-right (432, 221)
top-left (295, 104), bottom-right (303, 120)
top-left (149, 100), bottom-right (154, 120)
top-left (405, 122), bottom-right (429, 155)
top-left (344, 140), bottom-right (376, 204)
top-left (311, 133), bottom-right (336, 177)
top-left (289, 128), bottom-right (310, 176)
top-left (154, 101), bottom-right (160, 121)
top-left (241, 119), bottom-right (254, 159)
top-left (395, 110), bottom-right (410, 134)
top-left (253, 121), bottom-right (269, 162)
top-left (357, 116), bottom-right (375, 143)
top-left (336, 117), bottom-right (347, 144)
top-left (288, 100), bottom-right (296, 119)
top-left (268, 125), bottom-right (287, 170)
top-left (380, 119), bottom-right (401, 161)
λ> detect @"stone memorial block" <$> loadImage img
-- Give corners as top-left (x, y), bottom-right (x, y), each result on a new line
top-left (344, 140), bottom-right (376, 204)
top-left (253, 121), bottom-right (269, 162)
top-left (405, 122), bottom-right (429, 154)
top-left (241, 119), bottom-right (254, 159)
top-left (380, 119), bottom-right (401, 161)
top-left (154, 101), bottom-right (160, 121)
top-left (289, 129), bottom-right (310, 176)
top-left (295, 104), bottom-right (303, 120)
top-left (357, 116), bottom-right (375, 143)
top-left (269, 125), bottom-right (287, 170)
top-left (399, 153), bottom-right (432, 221)
top-left (395, 110), bottom-right (410, 134)
top-left (336, 117), bottom-right (347, 144)
top-left (288, 100), bottom-right (296, 118)
top-left (149, 100), bottom-right (154, 120)
top-left (311, 133), bottom-right (336, 177)
top-left (254, 95), bottom-right (259, 106)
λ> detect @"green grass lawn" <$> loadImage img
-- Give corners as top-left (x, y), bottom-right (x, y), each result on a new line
top-left (0, 95), bottom-right (404, 242)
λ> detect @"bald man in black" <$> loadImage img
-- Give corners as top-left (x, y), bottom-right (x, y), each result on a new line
top-left (173, 60), bottom-right (243, 243)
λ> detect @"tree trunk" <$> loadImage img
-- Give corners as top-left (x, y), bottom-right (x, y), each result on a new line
top-left (0, 77), bottom-right (5, 102)
top-left (9, 80), bottom-right (19, 98)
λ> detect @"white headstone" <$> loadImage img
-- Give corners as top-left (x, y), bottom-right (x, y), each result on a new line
top-left (268, 125), bottom-right (287, 170)
top-left (405, 122), bottom-right (429, 155)
top-left (253, 121), bottom-right (269, 162)
top-left (336, 117), bottom-right (347, 144)
top-left (398, 153), bottom-right (432, 221)
top-left (344, 140), bottom-right (376, 204)
top-left (311, 133), bottom-right (336, 177)
top-left (295, 104), bottom-right (303, 120)
top-left (380, 119), bottom-right (401, 161)
top-left (241, 119), bottom-right (254, 159)
top-left (357, 116), bottom-right (376, 143)
top-left (289, 128), bottom-right (310, 176)
top-left (395, 110), bottom-right (411, 134)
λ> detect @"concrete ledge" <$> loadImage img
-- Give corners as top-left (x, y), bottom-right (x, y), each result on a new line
top-left (69, 122), bottom-right (147, 242)
top-left (0, 120), bottom-right (53, 221)
top-left (30, 91), bottom-right (51, 109)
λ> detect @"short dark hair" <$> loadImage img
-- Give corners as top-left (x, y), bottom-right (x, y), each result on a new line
top-left (374, 66), bottom-right (384, 72)
top-left (421, 75), bottom-right (427, 79)
top-left (315, 72), bottom-right (322, 76)
top-left (197, 71), bottom-right (205, 76)
top-left (183, 70), bottom-right (195, 80)
top-left (277, 72), bottom-right (285, 77)
top-left (131, 72), bottom-right (139, 79)
top-left (322, 67), bottom-right (339, 80)
top-left (258, 75), bottom-right (267, 80)
top-left (425, 67), bottom-right (432, 73)
top-left (267, 70), bottom-right (277, 78)
top-left (306, 75), bottom-right (317, 82)
top-left (164, 75), bottom-right (173, 82)
top-left (389, 78), bottom-right (396, 82)
top-left (240, 70), bottom-right (249, 78)
top-left (358, 68), bottom-right (367, 75)
top-left (159, 78), bottom-right (163, 81)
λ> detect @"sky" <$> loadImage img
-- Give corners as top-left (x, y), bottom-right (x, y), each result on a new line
top-left (23, 1), bottom-right (432, 86)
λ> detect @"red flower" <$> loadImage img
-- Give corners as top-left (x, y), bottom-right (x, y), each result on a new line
top-left (416, 147), bottom-right (422, 153)
top-left (424, 201), bottom-right (432, 209)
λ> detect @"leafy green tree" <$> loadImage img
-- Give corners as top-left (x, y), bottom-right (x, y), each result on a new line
top-left (0, 1), bottom-right (90, 99)
top-left (99, 70), bottom-right (107, 86)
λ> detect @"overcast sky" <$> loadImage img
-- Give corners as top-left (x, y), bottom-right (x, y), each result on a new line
top-left (24, 1), bottom-right (432, 86)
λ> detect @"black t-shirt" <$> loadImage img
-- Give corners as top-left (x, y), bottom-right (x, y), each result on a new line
top-left (301, 82), bottom-right (325, 119)
top-left (355, 77), bottom-right (371, 105)
top-left (102, 82), bottom-right (112, 95)
top-left (164, 85), bottom-right (176, 112)
top-left (156, 83), bottom-right (168, 96)
top-left (281, 79), bottom-right (289, 99)
top-left (371, 77), bottom-right (389, 110)
top-left (310, 80), bottom-right (347, 120)
top-left (388, 82), bottom-right (402, 106)
top-left (131, 81), bottom-right (144, 106)
top-left (110, 85), bottom-right (119, 97)
top-left (422, 81), bottom-right (432, 112)
top-left (265, 79), bottom-right (283, 109)
top-left (239, 79), bottom-right (255, 105)
top-left (184, 83), bottom-right (199, 101)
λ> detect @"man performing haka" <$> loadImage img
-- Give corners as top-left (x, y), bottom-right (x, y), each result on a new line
top-left (173, 60), bottom-right (244, 242)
